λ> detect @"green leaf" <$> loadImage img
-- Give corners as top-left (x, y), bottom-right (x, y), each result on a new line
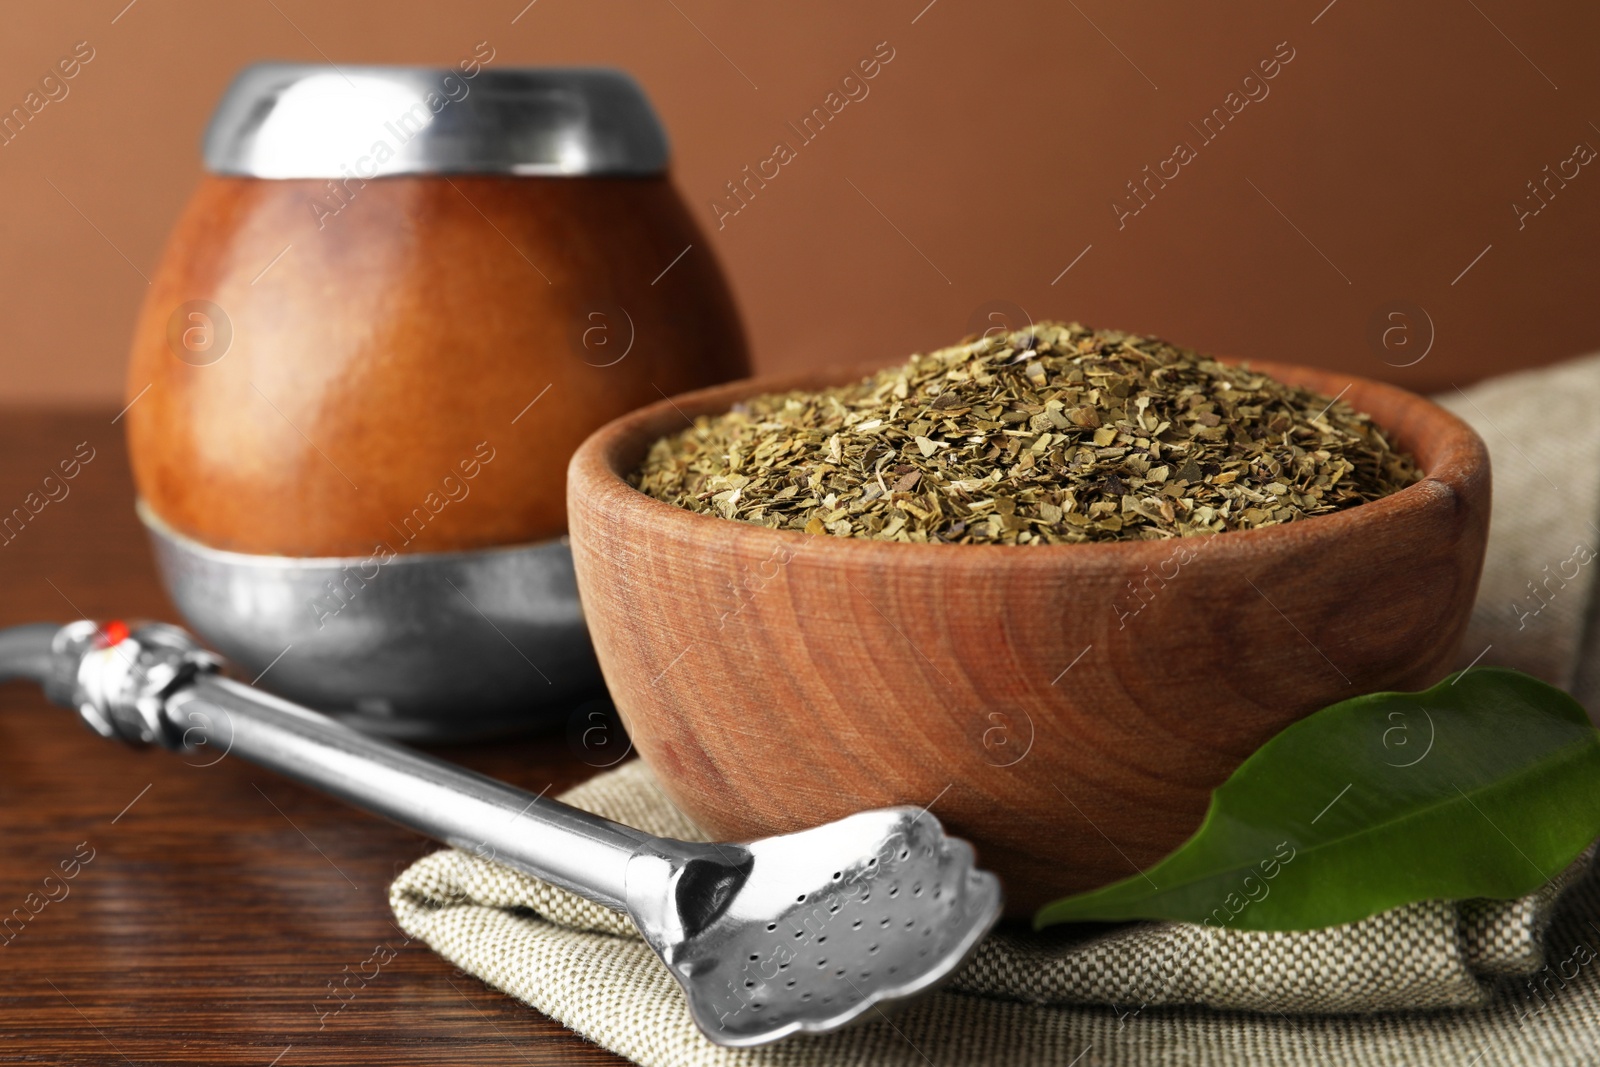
top-left (1034, 669), bottom-right (1600, 932)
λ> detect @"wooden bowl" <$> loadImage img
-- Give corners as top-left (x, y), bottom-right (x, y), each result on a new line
top-left (567, 361), bottom-right (1491, 916)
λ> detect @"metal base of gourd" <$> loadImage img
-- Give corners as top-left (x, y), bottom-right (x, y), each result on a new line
top-left (138, 500), bottom-right (605, 740)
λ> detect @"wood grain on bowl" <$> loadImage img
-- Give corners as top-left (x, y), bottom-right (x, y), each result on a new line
top-left (567, 362), bottom-right (1491, 916)
top-left (126, 175), bottom-right (748, 557)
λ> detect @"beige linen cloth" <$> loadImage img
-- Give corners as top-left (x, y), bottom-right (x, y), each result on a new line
top-left (392, 355), bottom-right (1600, 1065)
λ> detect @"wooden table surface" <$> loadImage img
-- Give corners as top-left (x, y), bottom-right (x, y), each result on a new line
top-left (0, 411), bottom-right (626, 1065)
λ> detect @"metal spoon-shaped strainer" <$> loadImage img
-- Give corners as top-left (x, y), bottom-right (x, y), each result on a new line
top-left (0, 620), bottom-right (1002, 1047)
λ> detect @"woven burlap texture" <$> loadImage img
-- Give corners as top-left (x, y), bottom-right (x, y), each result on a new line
top-left (392, 354), bottom-right (1600, 1065)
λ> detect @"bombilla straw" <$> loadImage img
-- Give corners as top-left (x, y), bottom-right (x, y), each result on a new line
top-left (1, 618), bottom-right (1002, 1048)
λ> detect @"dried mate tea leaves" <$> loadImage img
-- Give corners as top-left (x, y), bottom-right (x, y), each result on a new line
top-left (630, 322), bottom-right (1422, 545)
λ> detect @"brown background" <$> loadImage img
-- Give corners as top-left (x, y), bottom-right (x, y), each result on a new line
top-left (0, 0), bottom-right (1595, 404)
